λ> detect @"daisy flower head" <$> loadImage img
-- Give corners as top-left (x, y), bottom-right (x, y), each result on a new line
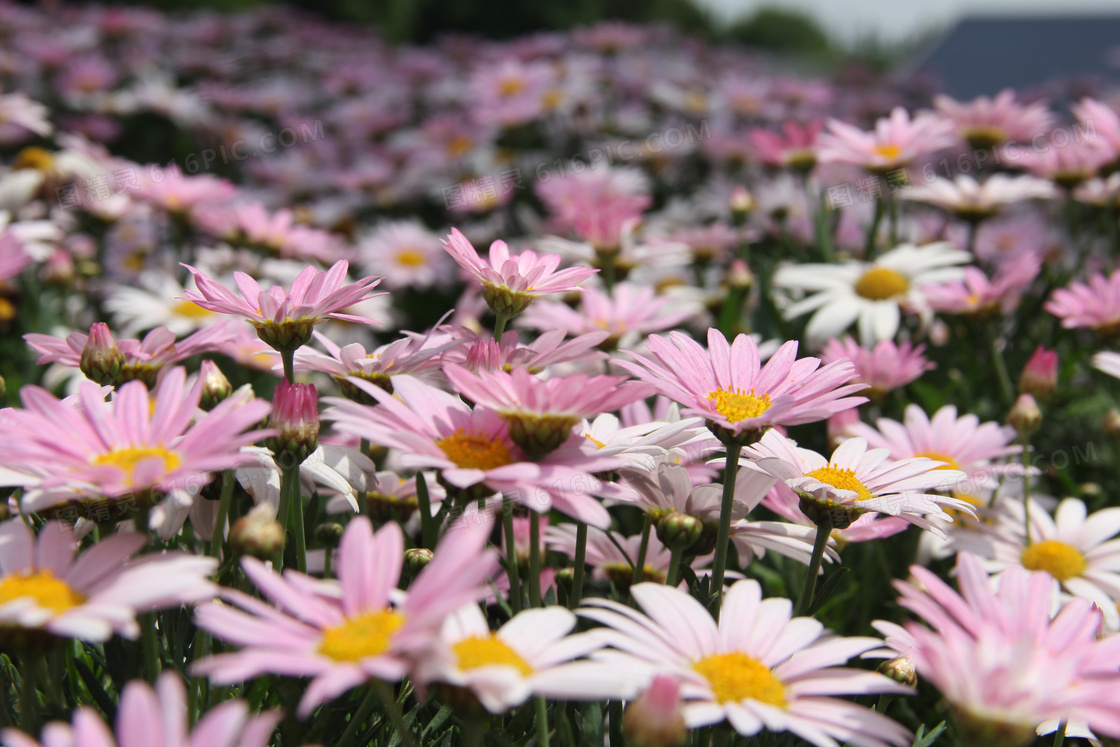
top-left (933, 89), bottom-right (1056, 150)
top-left (951, 497), bottom-right (1120, 630)
top-left (1093, 350), bottom-right (1120, 380)
top-left (356, 219), bottom-right (452, 290)
top-left (0, 672), bottom-right (280, 747)
top-left (902, 174), bottom-right (1056, 222)
top-left (1045, 268), bottom-right (1120, 334)
top-left (0, 519), bottom-right (217, 646)
top-left (0, 366), bottom-right (273, 513)
top-left (747, 429), bottom-right (972, 535)
top-left (179, 260), bottom-right (384, 354)
top-left (819, 336), bottom-right (934, 401)
top-left (103, 272), bottom-right (221, 336)
top-left (774, 242), bottom-right (971, 344)
top-left (580, 580), bottom-right (912, 747)
top-left (323, 375), bottom-right (620, 526)
top-left (444, 363), bottom-right (652, 459)
top-left (448, 329), bottom-right (610, 374)
top-left (441, 228), bottom-right (597, 321)
top-left (618, 328), bottom-right (867, 446)
top-left (817, 107), bottom-right (957, 173)
top-left (921, 257), bottom-right (1040, 318)
top-left (894, 552), bottom-right (1120, 745)
top-left (193, 516), bottom-right (498, 718)
top-left (413, 604), bottom-right (633, 714)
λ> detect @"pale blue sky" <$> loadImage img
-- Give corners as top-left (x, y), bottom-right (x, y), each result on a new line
top-left (694, 0), bottom-right (1120, 46)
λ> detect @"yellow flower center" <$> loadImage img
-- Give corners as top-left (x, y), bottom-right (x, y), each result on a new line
top-left (498, 78), bottom-right (526, 97)
top-left (914, 451), bottom-right (963, 471)
top-left (0, 570), bottom-right (86, 614)
top-left (1021, 540), bottom-right (1086, 582)
top-left (13, 146), bottom-right (55, 172)
top-left (873, 143), bottom-right (902, 162)
top-left (318, 610), bottom-right (406, 662)
top-left (0, 297), bottom-right (15, 322)
top-left (437, 429), bottom-right (515, 470)
top-left (692, 652), bottom-right (786, 707)
top-left (707, 388), bottom-right (772, 424)
top-left (447, 135), bottom-right (474, 158)
top-left (854, 267), bottom-right (910, 301)
top-left (396, 249), bottom-right (427, 267)
top-left (170, 299), bottom-right (215, 320)
top-left (92, 446), bottom-right (182, 484)
top-left (804, 465), bottom-right (875, 503)
top-left (452, 634), bottom-right (533, 676)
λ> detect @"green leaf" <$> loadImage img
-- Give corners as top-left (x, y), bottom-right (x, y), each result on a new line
top-left (912, 721), bottom-right (948, 747)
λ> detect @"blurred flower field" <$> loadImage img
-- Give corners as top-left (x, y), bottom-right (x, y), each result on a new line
top-left (0, 3), bottom-right (1119, 746)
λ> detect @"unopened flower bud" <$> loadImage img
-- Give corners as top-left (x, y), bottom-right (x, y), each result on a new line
top-left (728, 258), bottom-right (753, 290)
top-left (554, 566), bottom-right (575, 589)
top-left (1104, 408), bottom-right (1120, 438)
top-left (877, 656), bottom-right (917, 687)
top-left (199, 360), bottom-right (233, 410)
top-left (79, 323), bottom-right (124, 385)
top-left (729, 185), bottom-right (755, 222)
top-left (267, 379), bottom-right (319, 465)
top-left (1007, 393), bottom-right (1041, 437)
top-left (655, 512), bottom-right (703, 551)
top-left (623, 675), bottom-right (687, 747)
top-left (405, 547), bottom-right (433, 576)
top-left (1019, 346), bottom-right (1058, 400)
top-left (315, 522), bottom-right (344, 548)
top-left (230, 503), bottom-right (286, 559)
top-left (41, 248), bottom-right (74, 286)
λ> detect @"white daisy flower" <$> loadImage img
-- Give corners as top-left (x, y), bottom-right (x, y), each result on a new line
top-left (104, 272), bottom-right (220, 336)
top-left (773, 242), bottom-right (970, 343)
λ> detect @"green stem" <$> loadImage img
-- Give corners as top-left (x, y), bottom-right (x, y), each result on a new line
top-left (795, 520), bottom-right (832, 617)
top-left (630, 514), bottom-right (652, 587)
top-left (874, 694), bottom-right (895, 715)
top-left (207, 471), bottom-right (235, 559)
top-left (865, 194), bottom-right (885, 260)
top-left (666, 545), bottom-right (683, 588)
top-left (462, 716), bottom-right (486, 747)
top-left (337, 685), bottom-right (377, 747)
top-left (602, 258), bottom-right (617, 293)
top-left (987, 324), bottom-right (1014, 408)
top-left (141, 612), bottom-right (161, 681)
top-left (372, 680), bottom-right (417, 747)
top-left (493, 312), bottom-right (510, 340)
top-left (1052, 720), bottom-right (1067, 747)
top-left (282, 463), bottom-right (306, 574)
top-left (609, 700), bottom-right (623, 747)
top-left (281, 349), bottom-right (295, 383)
top-left (416, 472), bottom-right (436, 549)
top-left (709, 443), bottom-right (742, 618)
top-left (569, 522), bottom-right (588, 610)
top-left (502, 496), bottom-right (522, 614)
top-left (529, 512), bottom-right (543, 607)
top-left (535, 696), bottom-right (551, 747)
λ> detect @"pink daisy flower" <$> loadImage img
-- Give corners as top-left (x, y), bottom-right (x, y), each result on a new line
top-left (1045, 268), bottom-right (1120, 334)
top-left (818, 107), bottom-right (957, 173)
top-left (196, 201), bottom-right (343, 263)
top-left (356, 220), bottom-right (452, 290)
top-left (933, 89), bottom-right (1056, 149)
top-left (442, 228), bottom-right (597, 320)
top-left (193, 516), bottom-right (497, 718)
top-left (0, 519), bottom-right (217, 643)
top-left (846, 404), bottom-right (1024, 499)
top-left (413, 604), bottom-right (633, 714)
top-left (902, 174), bottom-right (1056, 221)
top-left (0, 366), bottom-right (273, 512)
top-left (893, 552), bottom-right (1120, 744)
top-left (580, 580), bottom-right (912, 746)
top-left (517, 282), bottom-right (700, 351)
top-left (25, 323), bottom-right (235, 388)
top-left (445, 329), bottom-right (609, 374)
top-left (746, 430), bottom-right (972, 536)
top-left (749, 119), bottom-right (822, 172)
top-left (135, 171), bottom-right (237, 217)
top-left (922, 258), bottom-right (1041, 317)
top-left (1011, 138), bottom-right (1114, 189)
top-left (819, 336), bottom-right (933, 401)
top-left (535, 168), bottom-right (652, 253)
top-left (180, 260), bottom-right (384, 353)
top-left (444, 363), bottom-right (652, 458)
top-left (1, 672), bottom-right (280, 747)
top-left (618, 328), bottom-right (867, 445)
top-left (322, 375), bottom-right (621, 527)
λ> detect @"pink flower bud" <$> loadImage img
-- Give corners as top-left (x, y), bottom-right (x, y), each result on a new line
top-left (1007, 393), bottom-right (1041, 437)
top-left (623, 675), bottom-right (687, 747)
top-left (1019, 346), bottom-right (1058, 400)
top-left (267, 378), bottom-right (319, 464)
top-left (79, 322), bottom-right (124, 386)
